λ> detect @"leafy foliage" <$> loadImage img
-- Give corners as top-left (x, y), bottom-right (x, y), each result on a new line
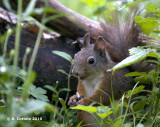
top-left (18, 85), bottom-right (49, 102)
top-left (109, 47), bottom-right (160, 73)
top-left (135, 16), bottom-right (160, 35)
top-left (52, 50), bottom-right (73, 63)
top-left (0, 0), bottom-right (160, 127)
top-left (81, 0), bottom-right (106, 7)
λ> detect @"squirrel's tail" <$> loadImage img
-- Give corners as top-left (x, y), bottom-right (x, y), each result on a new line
top-left (100, 7), bottom-right (142, 62)
top-left (100, 7), bottom-right (155, 72)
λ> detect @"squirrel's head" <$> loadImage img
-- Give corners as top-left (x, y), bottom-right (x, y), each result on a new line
top-left (72, 33), bottom-right (111, 80)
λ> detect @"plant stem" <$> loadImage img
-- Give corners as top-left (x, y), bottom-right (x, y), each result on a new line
top-left (120, 82), bottom-right (139, 127)
top-left (57, 62), bottom-right (73, 126)
top-left (152, 58), bottom-right (160, 126)
top-left (3, 30), bottom-right (11, 58)
top-left (7, 0), bottom-right (22, 117)
top-left (65, 62), bottom-right (73, 103)
top-left (22, 48), bottom-right (30, 71)
top-left (22, 13), bottom-right (46, 101)
top-left (13, 0), bottom-right (22, 84)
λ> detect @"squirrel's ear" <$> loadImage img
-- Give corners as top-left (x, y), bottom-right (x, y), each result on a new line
top-left (94, 36), bottom-right (106, 57)
top-left (83, 33), bottom-right (90, 48)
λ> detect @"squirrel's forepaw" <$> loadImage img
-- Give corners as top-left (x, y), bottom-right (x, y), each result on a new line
top-left (68, 95), bottom-right (79, 107)
top-left (76, 99), bottom-right (84, 105)
top-left (77, 98), bottom-right (92, 106)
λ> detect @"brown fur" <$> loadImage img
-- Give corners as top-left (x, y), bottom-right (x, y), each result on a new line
top-left (68, 35), bottom-right (133, 126)
top-left (100, 9), bottom-right (155, 72)
top-left (68, 8), bottom-right (155, 127)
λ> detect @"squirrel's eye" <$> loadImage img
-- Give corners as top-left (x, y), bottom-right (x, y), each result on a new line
top-left (87, 56), bottom-right (95, 64)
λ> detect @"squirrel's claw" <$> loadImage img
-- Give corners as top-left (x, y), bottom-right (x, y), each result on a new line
top-left (68, 94), bottom-right (85, 107)
top-left (68, 95), bottom-right (79, 107)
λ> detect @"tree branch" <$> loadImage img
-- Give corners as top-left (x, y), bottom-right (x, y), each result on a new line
top-left (0, 0), bottom-right (101, 40)
top-left (41, 0), bottom-right (101, 39)
top-left (0, 0), bottom-right (159, 43)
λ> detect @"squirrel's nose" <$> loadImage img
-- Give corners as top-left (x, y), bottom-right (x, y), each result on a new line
top-left (72, 67), bottom-right (79, 76)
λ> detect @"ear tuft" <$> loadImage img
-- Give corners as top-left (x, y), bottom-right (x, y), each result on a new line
top-left (83, 33), bottom-right (90, 48)
top-left (94, 36), bottom-right (107, 57)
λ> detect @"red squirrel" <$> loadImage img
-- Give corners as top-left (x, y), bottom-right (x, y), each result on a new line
top-left (68, 34), bottom-right (133, 106)
top-left (68, 11), bottom-right (155, 126)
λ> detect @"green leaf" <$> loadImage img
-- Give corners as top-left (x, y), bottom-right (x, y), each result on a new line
top-left (148, 50), bottom-right (160, 58)
top-left (125, 0), bottom-right (147, 7)
top-left (71, 105), bottom-right (97, 114)
top-left (14, 99), bottom-right (55, 116)
top-left (29, 85), bottom-right (49, 102)
top-left (125, 72), bottom-right (146, 77)
top-left (8, 65), bottom-right (21, 77)
top-left (146, 3), bottom-right (160, 13)
top-left (152, 86), bottom-right (159, 92)
top-left (23, 71), bottom-right (36, 95)
top-left (77, 121), bottom-right (83, 127)
top-left (43, 13), bottom-right (65, 24)
top-left (135, 16), bottom-right (160, 35)
top-left (156, 14), bottom-right (160, 17)
top-left (30, 7), bottom-right (44, 15)
top-left (96, 106), bottom-right (112, 119)
top-left (43, 7), bottom-right (61, 13)
top-left (59, 88), bottom-right (71, 93)
top-left (44, 85), bottom-right (58, 94)
top-left (110, 47), bottom-right (159, 73)
top-left (59, 98), bottom-right (70, 126)
top-left (58, 69), bottom-right (68, 76)
top-left (23, 0), bottom-right (37, 18)
top-left (81, 0), bottom-right (106, 7)
top-left (129, 47), bottom-right (144, 55)
top-left (52, 50), bottom-right (72, 63)
top-left (125, 86), bottom-right (145, 98)
top-left (133, 100), bottom-right (146, 111)
top-left (146, 60), bottom-right (160, 65)
top-left (59, 98), bottom-right (67, 112)
top-left (0, 101), bottom-right (4, 107)
top-left (2, 0), bottom-right (14, 12)
top-left (0, 28), bottom-right (14, 46)
top-left (29, 4), bottom-right (61, 16)
top-left (94, 6), bottom-right (107, 15)
top-left (148, 69), bottom-right (156, 76)
top-left (143, 120), bottom-right (153, 126)
top-left (109, 48), bottom-right (150, 73)
top-left (134, 75), bottom-right (152, 84)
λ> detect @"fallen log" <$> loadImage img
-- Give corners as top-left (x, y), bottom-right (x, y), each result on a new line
top-left (0, 13), bottom-right (78, 98)
top-left (0, 0), bottom-right (101, 40)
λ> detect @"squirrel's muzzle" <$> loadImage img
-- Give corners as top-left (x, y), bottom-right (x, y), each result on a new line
top-left (72, 66), bottom-right (79, 76)
top-left (72, 66), bottom-right (86, 80)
